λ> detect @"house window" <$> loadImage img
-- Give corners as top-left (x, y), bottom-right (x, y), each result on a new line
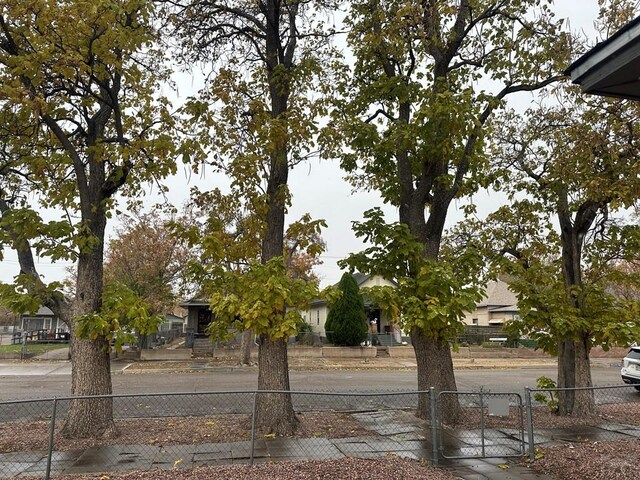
top-left (317, 310), bottom-right (320, 326)
top-left (472, 318), bottom-right (478, 325)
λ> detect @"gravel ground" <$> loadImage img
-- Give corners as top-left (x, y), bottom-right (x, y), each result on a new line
top-left (0, 412), bottom-right (371, 453)
top-left (527, 439), bottom-right (639, 480)
top-left (46, 457), bottom-right (460, 480)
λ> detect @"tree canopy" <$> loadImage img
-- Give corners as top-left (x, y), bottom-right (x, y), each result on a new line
top-left (483, 77), bottom-right (640, 414)
top-left (0, 0), bottom-right (176, 438)
top-left (328, 0), bottom-right (571, 421)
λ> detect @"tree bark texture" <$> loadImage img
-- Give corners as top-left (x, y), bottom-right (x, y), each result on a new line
top-left (573, 333), bottom-right (595, 415)
top-left (412, 328), bottom-right (461, 423)
top-left (556, 196), bottom-right (597, 415)
top-left (61, 334), bottom-right (116, 438)
top-left (256, 335), bottom-right (298, 435)
top-left (239, 329), bottom-right (254, 365)
top-left (556, 339), bottom-right (575, 416)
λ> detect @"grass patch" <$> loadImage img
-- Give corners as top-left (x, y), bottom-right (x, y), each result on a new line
top-left (0, 343), bottom-right (68, 354)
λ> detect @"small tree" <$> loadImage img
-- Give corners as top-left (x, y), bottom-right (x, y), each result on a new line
top-left (326, 273), bottom-right (367, 346)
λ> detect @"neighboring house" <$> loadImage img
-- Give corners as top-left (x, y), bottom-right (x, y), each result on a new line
top-left (302, 275), bottom-right (519, 342)
top-left (158, 313), bottom-right (186, 333)
top-left (179, 297), bottom-right (246, 354)
top-left (21, 307), bottom-right (69, 333)
top-left (463, 279), bottom-right (519, 329)
top-left (180, 297), bottom-right (212, 340)
top-left (301, 273), bottom-right (400, 340)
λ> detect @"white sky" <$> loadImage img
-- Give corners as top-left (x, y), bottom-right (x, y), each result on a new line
top-left (0, 0), bottom-right (601, 289)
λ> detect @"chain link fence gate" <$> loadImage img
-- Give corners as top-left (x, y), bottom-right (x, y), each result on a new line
top-left (437, 389), bottom-right (526, 459)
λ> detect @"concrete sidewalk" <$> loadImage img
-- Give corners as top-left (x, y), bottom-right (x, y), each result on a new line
top-left (0, 355), bottom-right (619, 377)
top-left (0, 438), bottom-right (555, 480)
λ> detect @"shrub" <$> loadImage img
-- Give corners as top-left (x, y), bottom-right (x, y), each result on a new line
top-left (325, 273), bottom-right (368, 346)
top-left (533, 375), bottom-right (559, 412)
top-left (296, 321), bottom-right (314, 346)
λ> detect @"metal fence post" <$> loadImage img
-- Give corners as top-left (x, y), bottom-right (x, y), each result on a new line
top-left (45, 397), bottom-right (58, 480)
top-left (525, 387), bottom-right (535, 462)
top-left (430, 387), bottom-right (438, 466)
top-left (479, 387), bottom-right (485, 458)
top-left (250, 391), bottom-right (258, 466)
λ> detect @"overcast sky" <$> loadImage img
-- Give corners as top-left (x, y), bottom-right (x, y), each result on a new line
top-left (0, 0), bottom-right (601, 289)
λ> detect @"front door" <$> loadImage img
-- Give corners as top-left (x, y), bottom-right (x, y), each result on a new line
top-left (197, 308), bottom-right (212, 335)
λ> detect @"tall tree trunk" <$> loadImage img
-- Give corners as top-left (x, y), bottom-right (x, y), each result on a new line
top-left (62, 334), bottom-right (116, 438)
top-left (239, 329), bottom-right (254, 365)
top-left (412, 328), bottom-right (461, 423)
top-left (256, 139), bottom-right (296, 434)
top-left (403, 188), bottom-right (462, 423)
top-left (61, 205), bottom-right (116, 437)
top-left (573, 333), bottom-right (595, 415)
top-left (556, 201), bottom-right (596, 415)
top-left (255, 335), bottom-right (298, 434)
top-left (557, 339), bottom-right (575, 415)
top-left (252, 1), bottom-right (298, 430)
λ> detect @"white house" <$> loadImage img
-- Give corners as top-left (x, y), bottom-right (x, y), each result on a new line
top-left (301, 273), bottom-right (400, 340)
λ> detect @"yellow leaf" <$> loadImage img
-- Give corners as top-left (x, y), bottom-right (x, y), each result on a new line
top-left (264, 433), bottom-right (276, 438)
top-left (497, 464), bottom-right (509, 470)
top-left (174, 459), bottom-right (183, 467)
top-left (205, 421), bottom-right (216, 426)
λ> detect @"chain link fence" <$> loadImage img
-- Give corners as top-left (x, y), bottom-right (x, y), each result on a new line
top-left (525, 384), bottom-right (640, 461)
top-left (0, 390), bottom-right (433, 479)
top-left (438, 390), bottom-right (526, 459)
top-left (2, 385), bottom-right (639, 478)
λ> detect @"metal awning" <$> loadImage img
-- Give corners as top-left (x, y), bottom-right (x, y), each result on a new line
top-left (567, 16), bottom-right (640, 100)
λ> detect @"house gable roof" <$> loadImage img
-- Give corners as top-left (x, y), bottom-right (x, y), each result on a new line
top-left (477, 280), bottom-right (518, 309)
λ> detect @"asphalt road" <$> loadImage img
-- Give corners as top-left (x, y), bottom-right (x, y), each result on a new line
top-left (0, 364), bottom-right (627, 400)
top-left (1, 364), bottom-right (636, 422)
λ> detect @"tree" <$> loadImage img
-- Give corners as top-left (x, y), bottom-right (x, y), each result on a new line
top-left (329, 0), bottom-right (569, 421)
top-left (0, 0), bottom-right (175, 438)
top-left (487, 77), bottom-right (640, 414)
top-left (179, 188), bottom-right (326, 367)
top-left (168, 0), bottom-right (338, 434)
top-left (105, 207), bottom-right (194, 316)
top-left (325, 273), bottom-right (367, 346)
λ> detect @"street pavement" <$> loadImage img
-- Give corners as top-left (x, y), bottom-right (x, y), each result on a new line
top-left (0, 354), bottom-right (631, 480)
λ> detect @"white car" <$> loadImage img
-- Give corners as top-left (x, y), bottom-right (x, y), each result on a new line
top-left (621, 346), bottom-right (640, 391)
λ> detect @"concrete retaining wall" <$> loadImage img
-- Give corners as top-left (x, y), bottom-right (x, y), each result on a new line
top-left (138, 345), bottom-right (626, 362)
top-left (0, 352), bottom-right (22, 360)
top-left (289, 347), bottom-right (322, 358)
top-left (385, 346), bottom-right (553, 359)
top-left (140, 349), bottom-right (192, 361)
top-left (321, 346), bottom-right (377, 358)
